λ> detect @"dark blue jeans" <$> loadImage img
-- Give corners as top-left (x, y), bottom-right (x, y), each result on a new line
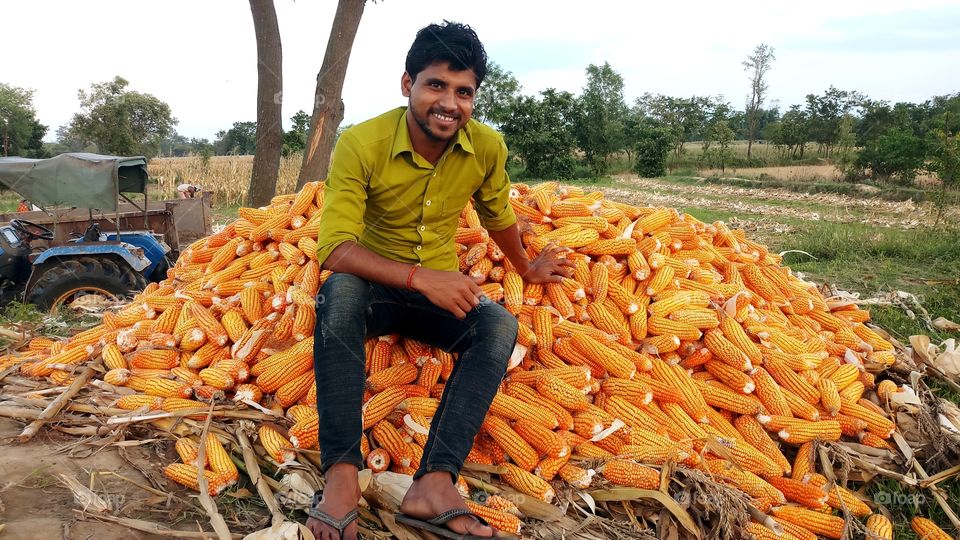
top-left (313, 272), bottom-right (518, 483)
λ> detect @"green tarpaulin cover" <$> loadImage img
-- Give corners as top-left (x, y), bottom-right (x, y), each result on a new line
top-left (0, 153), bottom-right (148, 212)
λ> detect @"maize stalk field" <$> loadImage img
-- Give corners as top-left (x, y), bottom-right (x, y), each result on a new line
top-left (1, 180), bottom-right (958, 539)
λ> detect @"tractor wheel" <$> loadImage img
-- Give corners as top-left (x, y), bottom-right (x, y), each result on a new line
top-left (26, 256), bottom-right (148, 312)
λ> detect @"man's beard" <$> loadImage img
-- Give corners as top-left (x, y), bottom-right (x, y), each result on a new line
top-left (414, 108), bottom-right (456, 143)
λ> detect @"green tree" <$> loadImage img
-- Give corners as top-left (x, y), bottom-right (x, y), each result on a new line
top-left (636, 94), bottom-right (712, 159)
top-left (214, 121), bottom-right (257, 155)
top-left (766, 105), bottom-right (809, 159)
top-left (804, 86), bottom-right (863, 157)
top-left (857, 127), bottom-right (926, 184)
top-left (282, 110), bottom-right (311, 156)
top-left (742, 44), bottom-right (775, 159)
top-left (473, 62), bottom-right (521, 128)
top-left (62, 76), bottom-right (176, 158)
top-left (572, 62), bottom-right (628, 174)
top-left (705, 120), bottom-right (735, 172)
top-left (927, 110), bottom-right (959, 225)
top-left (500, 89), bottom-right (578, 180)
top-left (0, 83), bottom-right (48, 158)
top-left (632, 121), bottom-right (672, 177)
top-left (833, 114), bottom-right (859, 179)
top-left (160, 131), bottom-right (191, 157)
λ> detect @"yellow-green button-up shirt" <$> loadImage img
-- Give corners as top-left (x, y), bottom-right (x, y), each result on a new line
top-left (316, 107), bottom-right (516, 272)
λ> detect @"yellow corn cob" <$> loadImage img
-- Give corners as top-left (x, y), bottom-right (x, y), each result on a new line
top-left (910, 517), bottom-right (953, 540)
top-left (765, 476), bottom-right (828, 509)
top-left (289, 415), bottom-right (319, 449)
top-left (483, 415), bottom-right (539, 471)
top-left (703, 459), bottom-right (784, 504)
top-left (175, 437), bottom-right (202, 466)
top-left (163, 463), bottom-right (227, 496)
top-left (805, 473), bottom-right (872, 517)
top-left (362, 386), bottom-right (407, 429)
top-left (275, 371), bottom-right (314, 408)
top-left (695, 380), bottom-right (762, 415)
top-left (749, 366), bottom-right (791, 417)
top-left (188, 302), bottom-right (229, 346)
top-left (127, 377), bottom-right (193, 399)
top-left (569, 333), bottom-right (635, 379)
top-left (601, 459), bottom-right (660, 489)
top-left (258, 425), bottom-right (296, 463)
top-left (463, 500), bottom-right (522, 535)
top-left (758, 415), bottom-right (842, 444)
top-left (732, 415), bottom-right (791, 475)
top-left (744, 522), bottom-right (800, 540)
top-left (116, 394), bottom-right (163, 411)
top-left (366, 363), bottom-right (418, 393)
top-left (372, 420), bottom-right (413, 468)
top-left (203, 433), bottom-right (238, 482)
top-left (771, 506), bottom-right (847, 539)
top-left (198, 367), bottom-right (234, 390)
top-left (502, 271), bottom-right (523, 315)
top-left (101, 343), bottom-right (127, 370)
top-left (704, 329), bottom-right (752, 371)
top-left (364, 447), bottom-right (391, 473)
top-left (535, 374), bottom-right (588, 411)
top-left (817, 377), bottom-right (842, 417)
top-left (864, 514), bottom-right (893, 540)
top-left (500, 462), bottom-right (555, 502)
top-left (128, 349), bottom-right (178, 370)
top-left (839, 400), bottom-right (895, 438)
top-left (233, 383), bottom-right (264, 404)
top-left (647, 316), bottom-right (702, 341)
top-left (764, 355), bottom-right (820, 404)
top-left (103, 368), bottom-right (131, 387)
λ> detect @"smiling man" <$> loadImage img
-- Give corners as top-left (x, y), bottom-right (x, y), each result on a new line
top-left (306, 21), bottom-right (572, 540)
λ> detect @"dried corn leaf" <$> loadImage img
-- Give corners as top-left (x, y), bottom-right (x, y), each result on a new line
top-left (588, 488), bottom-right (699, 539)
top-left (241, 521), bottom-right (314, 540)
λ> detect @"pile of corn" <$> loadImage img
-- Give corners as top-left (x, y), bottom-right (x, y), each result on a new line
top-left (2, 180), bottom-right (949, 539)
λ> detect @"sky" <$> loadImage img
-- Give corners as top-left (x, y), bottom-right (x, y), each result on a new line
top-left (5, 0), bottom-right (960, 142)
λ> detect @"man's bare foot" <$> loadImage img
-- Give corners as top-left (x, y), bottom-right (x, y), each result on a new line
top-left (400, 471), bottom-right (496, 537)
top-left (306, 463), bottom-right (361, 540)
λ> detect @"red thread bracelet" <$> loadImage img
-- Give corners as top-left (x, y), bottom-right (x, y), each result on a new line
top-left (406, 264), bottom-right (420, 291)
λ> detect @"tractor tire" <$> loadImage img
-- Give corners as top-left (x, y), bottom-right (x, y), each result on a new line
top-left (25, 256), bottom-right (149, 312)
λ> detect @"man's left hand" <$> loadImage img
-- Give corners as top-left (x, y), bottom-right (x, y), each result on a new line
top-left (522, 243), bottom-right (575, 284)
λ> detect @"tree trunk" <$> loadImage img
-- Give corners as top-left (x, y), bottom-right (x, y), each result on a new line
top-left (247, 0), bottom-right (283, 207)
top-left (746, 137), bottom-right (753, 160)
top-left (297, 0), bottom-right (366, 189)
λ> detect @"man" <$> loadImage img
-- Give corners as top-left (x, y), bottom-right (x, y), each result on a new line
top-left (176, 183), bottom-right (201, 198)
top-left (308, 22), bottom-right (572, 540)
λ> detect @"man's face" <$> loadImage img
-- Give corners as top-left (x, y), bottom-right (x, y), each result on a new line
top-left (401, 61), bottom-right (477, 143)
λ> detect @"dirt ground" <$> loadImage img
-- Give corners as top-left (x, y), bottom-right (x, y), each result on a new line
top-left (0, 417), bottom-right (183, 539)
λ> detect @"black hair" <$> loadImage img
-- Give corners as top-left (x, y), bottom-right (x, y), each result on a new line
top-left (405, 21), bottom-right (488, 87)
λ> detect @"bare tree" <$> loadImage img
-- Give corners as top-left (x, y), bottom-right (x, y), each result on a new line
top-left (297, 0), bottom-right (366, 189)
top-left (247, 0), bottom-right (283, 207)
top-left (742, 44), bottom-right (775, 160)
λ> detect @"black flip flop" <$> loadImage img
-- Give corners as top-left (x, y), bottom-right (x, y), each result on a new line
top-left (395, 509), bottom-right (516, 539)
top-left (306, 491), bottom-right (359, 539)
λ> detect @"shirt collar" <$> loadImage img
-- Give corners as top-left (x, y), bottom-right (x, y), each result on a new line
top-left (391, 108), bottom-right (475, 160)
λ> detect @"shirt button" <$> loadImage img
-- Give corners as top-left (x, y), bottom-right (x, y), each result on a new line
top-left (419, 225), bottom-right (426, 232)
top-left (425, 200), bottom-right (432, 206)
top-left (416, 245), bottom-right (422, 251)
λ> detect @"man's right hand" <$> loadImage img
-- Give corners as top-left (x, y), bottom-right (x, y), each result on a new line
top-left (411, 267), bottom-right (484, 319)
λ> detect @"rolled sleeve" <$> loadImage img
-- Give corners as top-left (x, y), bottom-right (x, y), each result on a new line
top-left (472, 136), bottom-right (516, 232)
top-left (315, 133), bottom-right (369, 269)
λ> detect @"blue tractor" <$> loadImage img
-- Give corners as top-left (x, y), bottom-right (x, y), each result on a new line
top-left (0, 153), bottom-right (206, 311)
